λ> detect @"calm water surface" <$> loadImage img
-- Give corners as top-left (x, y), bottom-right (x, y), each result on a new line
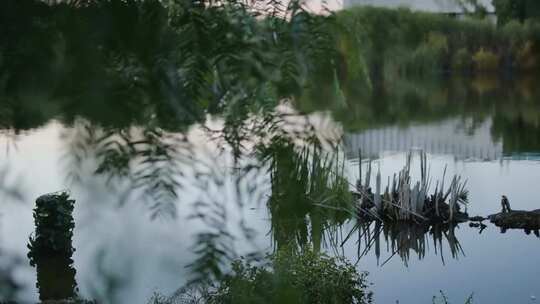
top-left (1, 76), bottom-right (540, 303)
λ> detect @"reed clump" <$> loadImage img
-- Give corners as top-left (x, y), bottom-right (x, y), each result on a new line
top-left (353, 151), bottom-right (469, 224)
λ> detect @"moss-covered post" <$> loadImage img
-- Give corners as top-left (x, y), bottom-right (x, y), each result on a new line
top-left (27, 191), bottom-right (78, 301)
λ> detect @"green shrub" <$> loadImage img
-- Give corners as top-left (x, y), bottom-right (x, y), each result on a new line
top-left (524, 20), bottom-right (540, 42)
top-left (516, 40), bottom-right (539, 69)
top-left (502, 20), bottom-right (525, 48)
top-left (472, 48), bottom-right (500, 71)
top-left (452, 48), bottom-right (473, 71)
top-left (406, 45), bottom-right (441, 74)
top-left (208, 249), bottom-right (373, 304)
top-left (407, 32), bottom-right (449, 74)
top-left (427, 31), bottom-right (449, 52)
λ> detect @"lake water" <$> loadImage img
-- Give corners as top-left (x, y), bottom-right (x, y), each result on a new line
top-left (1, 75), bottom-right (540, 303)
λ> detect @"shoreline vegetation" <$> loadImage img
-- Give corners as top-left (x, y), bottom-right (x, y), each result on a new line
top-left (2, 1), bottom-right (540, 134)
top-left (335, 6), bottom-right (540, 81)
top-left (6, 1), bottom-right (540, 153)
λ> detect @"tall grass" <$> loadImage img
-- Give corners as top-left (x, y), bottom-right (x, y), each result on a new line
top-left (354, 151), bottom-right (469, 223)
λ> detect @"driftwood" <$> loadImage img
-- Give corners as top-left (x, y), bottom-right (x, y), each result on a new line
top-left (489, 210), bottom-right (540, 230)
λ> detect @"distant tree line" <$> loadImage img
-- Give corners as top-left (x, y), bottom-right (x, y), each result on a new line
top-left (336, 6), bottom-right (540, 80)
top-left (492, 0), bottom-right (540, 25)
top-left (458, 0), bottom-right (540, 25)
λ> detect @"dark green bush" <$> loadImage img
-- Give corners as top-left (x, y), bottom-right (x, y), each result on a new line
top-left (208, 249), bottom-right (373, 304)
top-left (452, 48), bottom-right (473, 71)
top-left (473, 48), bottom-right (500, 71)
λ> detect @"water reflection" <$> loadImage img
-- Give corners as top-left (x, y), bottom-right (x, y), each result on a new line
top-left (263, 138), bottom-right (352, 252)
top-left (0, 98), bottom-right (538, 303)
top-left (344, 152), bottom-right (540, 303)
top-left (263, 146), bottom-right (471, 266)
top-left (349, 221), bottom-right (464, 267)
top-left (344, 118), bottom-right (503, 160)
top-left (337, 75), bottom-right (540, 160)
top-left (0, 253), bottom-right (20, 301)
top-left (33, 255), bottom-right (77, 301)
top-left (267, 199), bottom-right (469, 267)
top-left (500, 226), bottom-right (540, 237)
top-left (0, 86), bottom-right (538, 303)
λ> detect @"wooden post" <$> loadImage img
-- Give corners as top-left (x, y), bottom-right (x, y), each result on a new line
top-left (27, 191), bottom-right (78, 301)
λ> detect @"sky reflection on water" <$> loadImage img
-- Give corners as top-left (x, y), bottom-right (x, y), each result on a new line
top-left (1, 112), bottom-right (539, 303)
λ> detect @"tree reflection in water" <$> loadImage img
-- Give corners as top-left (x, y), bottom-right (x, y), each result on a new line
top-left (33, 255), bottom-right (78, 301)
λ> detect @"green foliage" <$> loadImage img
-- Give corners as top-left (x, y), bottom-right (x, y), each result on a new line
top-left (0, 0), bottom-right (343, 132)
top-left (207, 248), bottom-right (372, 304)
top-left (402, 32), bottom-right (449, 74)
top-left (516, 40), bottom-right (539, 69)
top-left (472, 48), bottom-right (500, 71)
top-left (493, 0), bottom-right (540, 25)
top-left (0, 0), bottom-right (355, 290)
top-left (501, 20), bottom-right (526, 47)
top-left (335, 6), bottom-right (540, 79)
top-left (452, 48), bottom-right (473, 71)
